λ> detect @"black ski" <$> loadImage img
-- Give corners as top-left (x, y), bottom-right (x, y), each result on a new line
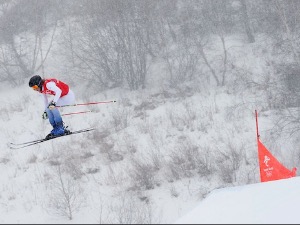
top-left (9, 128), bottom-right (95, 149)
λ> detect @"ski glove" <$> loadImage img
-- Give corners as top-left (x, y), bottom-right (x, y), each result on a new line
top-left (42, 111), bottom-right (48, 120)
top-left (48, 101), bottom-right (56, 110)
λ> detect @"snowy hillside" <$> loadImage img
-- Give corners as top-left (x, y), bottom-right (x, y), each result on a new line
top-left (175, 176), bottom-right (300, 224)
top-left (0, 33), bottom-right (298, 224)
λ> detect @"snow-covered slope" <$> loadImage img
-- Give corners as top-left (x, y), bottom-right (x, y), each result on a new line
top-left (175, 176), bottom-right (300, 224)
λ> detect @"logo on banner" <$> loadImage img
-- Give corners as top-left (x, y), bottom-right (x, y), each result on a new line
top-left (264, 155), bottom-right (270, 167)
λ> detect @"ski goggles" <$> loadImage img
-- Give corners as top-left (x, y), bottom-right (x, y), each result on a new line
top-left (31, 85), bottom-right (39, 91)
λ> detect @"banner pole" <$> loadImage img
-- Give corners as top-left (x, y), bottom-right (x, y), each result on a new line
top-left (255, 110), bottom-right (259, 141)
top-left (255, 109), bottom-right (262, 182)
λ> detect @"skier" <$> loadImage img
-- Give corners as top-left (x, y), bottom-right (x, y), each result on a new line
top-left (28, 75), bottom-right (75, 139)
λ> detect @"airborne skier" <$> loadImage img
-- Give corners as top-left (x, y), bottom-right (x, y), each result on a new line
top-left (28, 75), bottom-right (75, 139)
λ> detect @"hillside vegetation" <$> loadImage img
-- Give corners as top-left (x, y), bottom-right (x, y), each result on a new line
top-left (0, 0), bottom-right (300, 223)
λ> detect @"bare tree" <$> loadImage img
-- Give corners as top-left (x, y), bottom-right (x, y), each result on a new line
top-left (61, 0), bottom-right (154, 90)
top-left (240, 0), bottom-right (255, 43)
top-left (178, 0), bottom-right (230, 87)
top-left (274, 0), bottom-right (300, 63)
top-left (47, 165), bottom-right (85, 220)
top-left (0, 0), bottom-right (59, 83)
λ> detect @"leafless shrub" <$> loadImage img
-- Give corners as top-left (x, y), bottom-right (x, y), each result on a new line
top-left (225, 102), bottom-right (250, 122)
top-left (167, 109), bottom-right (185, 132)
top-left (167, 142), bottom-right (198, 180)
top-left (92, 129), bottom-right (111, 142)
top-left (106, 192), bottom-right (161, 224)
top-left (147, 122), bottom-right (165, 149)
top-left (169, 185), bottom-right (179, 198)
top-left (137, 120), bottom-right (166, 170)
top-left (166, 102), bottom-right (206, 132)
top-left (27, 154), bottom-right (37, 164)
top-left (64, 157), bottom-right (84, 180)
top-left (182, 101), bottom-right (197, 131)
top-left (218, 162), bottom-right (234, 184)
top-left (167, 140), bottom-right (213, 181)
top-left (97, 141), bottom-right (114, 154)
top-left (197, 146), bottom-right (215, 178)
top-left (111, 107), bottom-right (132, 132)
top-left (147, 147), bottom-right (165, 172)
top-left (99, 137), bottom-right (124, 163)
top-left (80, 151), bottom-right (94, 159)
top-left (0, 157), bottom-right (10, 164)
top-left (136, 117), bottom-right (152, 134)
top-left (97, 197), bottom-right (107, 224)
top-left (129, 158), bottom-right (158, 191)
top-left (133, 110), bottom-right (147, 121)
top-left (103, 165), bottom-right (120, 186)
top-left (196, 119), bottom-right (210, 133)
top-left (46, 145), bottom-right (84, 180)
top-left (134, 101), bottom-right (157, 111)
top-left (108, 152), bottom-right (124, 163)
top-left (216, 141), bottom-right (245, 183)
top-left (47, 165), bottom-right (85, 220)
top-left (8, 193), bottom-right (16, 201)
top-left (48, 160), bottom-right (61, 166)
top-left (121, 133), bottom-right (137, 154)
top-left (86, 168), bottom-right (99, 174)
top-left (0, 106), bottom-right (10, 122)
top-left (0, 99), bottom-right (28, 123)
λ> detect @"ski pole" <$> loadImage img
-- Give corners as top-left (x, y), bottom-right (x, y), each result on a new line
top-left (57, 100), bottom-right (116, 108)
top-left (61, 110), bottom-right (92, 116)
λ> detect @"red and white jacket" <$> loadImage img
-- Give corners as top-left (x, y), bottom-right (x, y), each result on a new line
top-left (40, 78), bottom-right (69, 108)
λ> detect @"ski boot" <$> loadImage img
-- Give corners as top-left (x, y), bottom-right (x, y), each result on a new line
top-left (53, 122), bottom-right (66, 136)
top-left (45, 125), bottom-right (57, 140)
top-left (63, 124), bottom-right (71, 135)
top-left (45, 122), bottom-right (66, 140)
